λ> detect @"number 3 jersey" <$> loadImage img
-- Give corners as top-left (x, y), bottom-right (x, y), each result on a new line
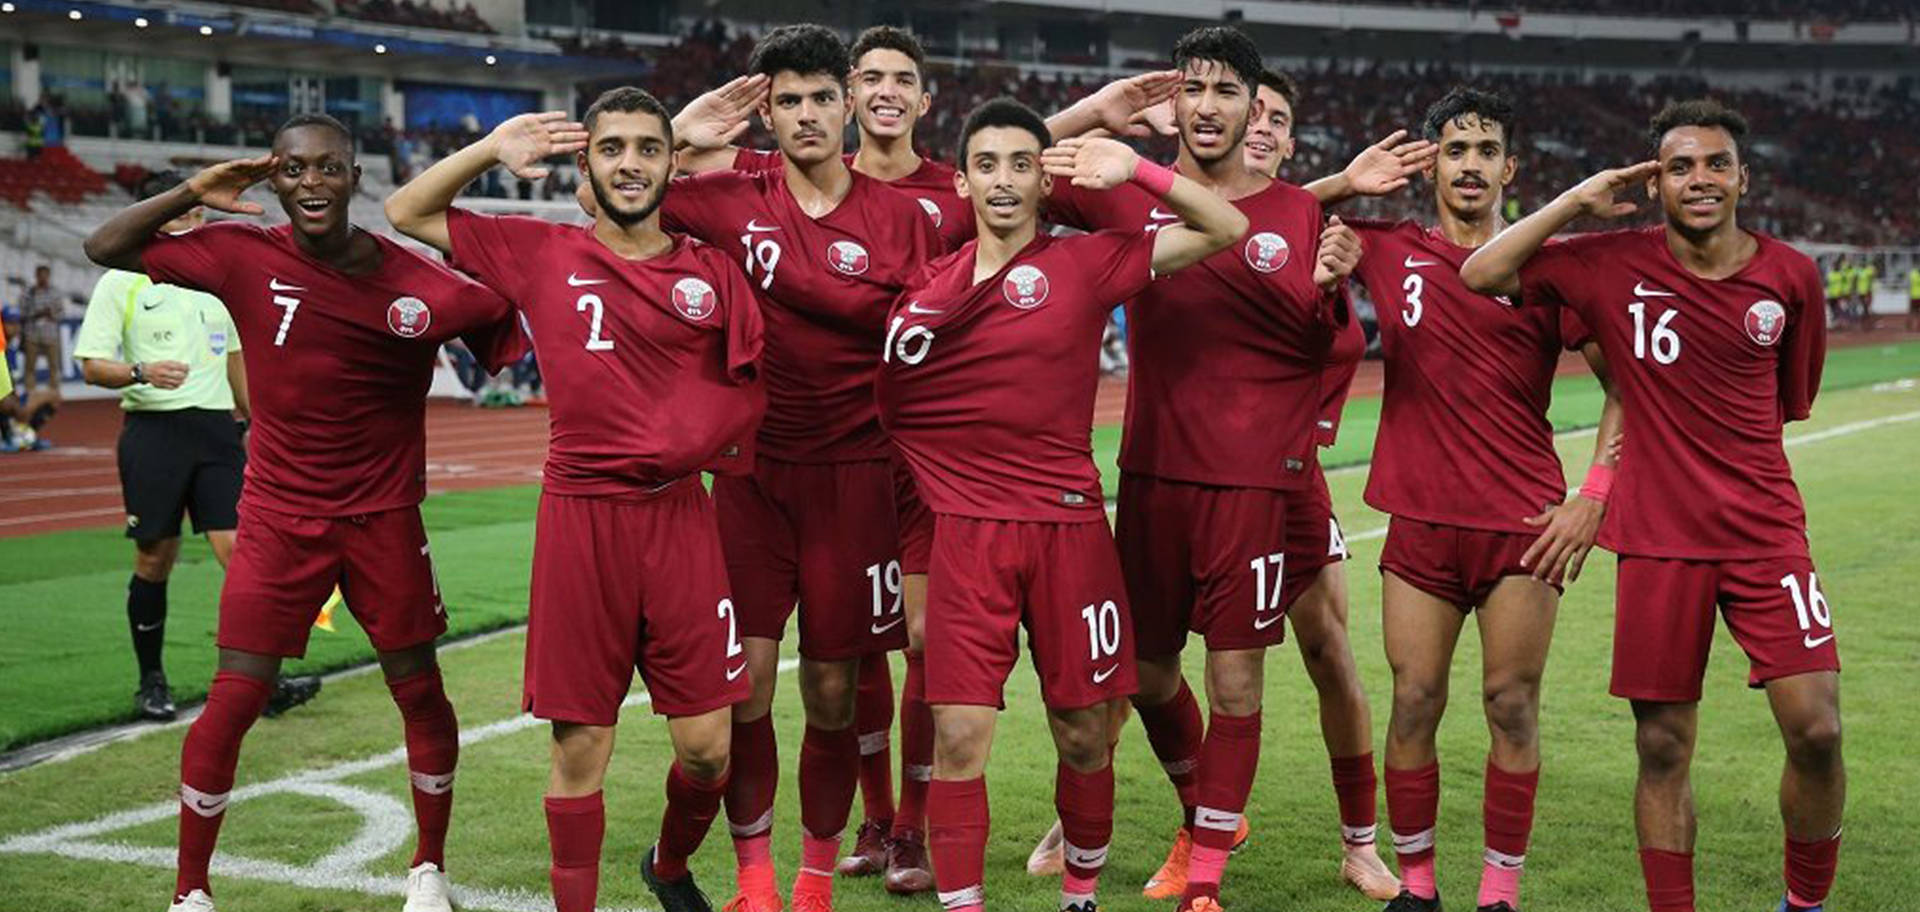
top-left (876, 230), bottom-right (1158, 523)
top-left (142, 221), bottom-right (521, 516)
top-left (1519, 226), bottom-right (1826, 559)
top-left (445, 208), bottom-right (766, 496)
top-left (662, 167), bottom-right (941, 463)
top-left (1350, 219), bottom-right (1591, 534)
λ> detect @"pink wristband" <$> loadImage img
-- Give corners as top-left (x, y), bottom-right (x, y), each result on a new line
top-left (1130, 158), bottom-right (1177, 197)
top-left (1579, 462), bottom-right (1615, 504)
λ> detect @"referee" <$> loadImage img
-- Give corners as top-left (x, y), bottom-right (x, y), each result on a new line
top-left (75, 172), bottom-right (319, 722)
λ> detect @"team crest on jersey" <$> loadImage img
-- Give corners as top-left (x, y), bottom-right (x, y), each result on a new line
top-left (1244, 232), bottom-right (1290, 273)
top-left (1744, 299), bottom-right (1786, 346)
top-left (207, 330), bottom-right (229, 356)
top-left (828, 240), bottom-right (871, 275)
top-left (672, 277), bottom-right (717, 321)
top-left (917, 197), bottom-right (943, 227)
top-left (386, 296), bottom-right (432, 338)
top-left (1004, 265), bottom-right (1051, 309)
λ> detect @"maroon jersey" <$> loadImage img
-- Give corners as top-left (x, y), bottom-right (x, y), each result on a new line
top-left (1519, 227), bottom-right (1825, 559)
top-left (444, 208), bottom-right (765, 495)
top-left (1355, 220), bottom-right (1590, 533)
top-left (876, 230), bottom-right (1157, 522)
top-left (733, 148), bottom-right (974, 251)
top-left (663, 168), bottom-right (940, 463)
top-left (1047, 178), bottom-right (1346, 491)
top-left (1315, 308), bottom-right (1367, 447)
top-left (142, 221), bottom-right (517, 515)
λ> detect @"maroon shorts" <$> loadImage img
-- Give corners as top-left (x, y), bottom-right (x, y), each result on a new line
top-left (892, 453), bottom-right (935, 575)
top-left (219, 502), bottom-right (444, 659)
top-left (712, 456), bottom-right (907, 660)
top-left (1117, 473), bottom-right (1293, 656)
top-left (924, 515), bottom-right (1138, 710)
top-left (523, 485), bottom-right (751, 724)
top-left (1379, 515), bottom-right (1546, 609)
top-left (1611, 554), bottom-right (1840, 702)
top-left (1279, 464), bottom-right (1350, 610)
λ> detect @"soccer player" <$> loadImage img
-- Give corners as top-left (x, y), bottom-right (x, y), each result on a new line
top-left (84, 113), bottom-right (522, 912)
top-left (1461, 98), bottom-right (1844, 912)
top-left (877, 95), bottom-right (1247, 912)
top-left (662, 24), bottom-right (942, 912)
top-left (1309, 87), bottom-right (1625, 912)
top-left (385, 88), bottom-right (768, 912)
top-left (1043, 28), bottom-right (1363, 910)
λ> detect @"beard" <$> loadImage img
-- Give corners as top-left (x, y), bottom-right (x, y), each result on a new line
top-left (1181, 115), bottom-right (1251, 165)
top-left (588, 171), bottom-right (664, 227)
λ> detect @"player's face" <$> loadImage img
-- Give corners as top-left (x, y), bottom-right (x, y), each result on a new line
top-left (955, 126), bottom-right (1048, 235)
top-left (1655, 125), bottom-right (1748, 236)
top-left (269, 126), bottom-right (359, 240)
top-left (1430, 114), bottom-right (1515, 219)
top-left (763, 71), bottom-right (848, 165)
top-left (579, 109), bottom-right (672, 227)
top-left (1243, 85), bottom-right (1295, 178)
top-left (850, 49), bottom-right (930, 141)
top-left (1175, 59), bottom-right (1257, 164)
top-left (34, 267), bottom-right (49, 286)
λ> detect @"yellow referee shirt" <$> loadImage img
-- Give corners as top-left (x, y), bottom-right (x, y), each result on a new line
top-left (73, 270), bottom-right (240, 412)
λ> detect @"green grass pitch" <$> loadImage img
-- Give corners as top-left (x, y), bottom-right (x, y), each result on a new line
top-left (1, 341), bottom-right (1917, 911)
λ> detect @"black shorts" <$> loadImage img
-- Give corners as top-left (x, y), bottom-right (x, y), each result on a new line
top-left (118, 408), bottom-right (245, 541)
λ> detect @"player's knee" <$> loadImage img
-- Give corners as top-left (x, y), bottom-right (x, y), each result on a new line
top-left (133, 541), bottom-right (179, 580)
top-left (933, 722), bottom-right (990, 774)
top-left (1782, 712), bottom-right (1843, 768)
top-left (1634, 719), bottom-right (1694, 774)
top-left (1390, 678), bottom-right (1446, 729)
top-left (1051, 720), bottom-right (1109, 771)
top-left (677, 741), bottom-right (730, 782)
top-left (1482, 680), bottom-right (1540, 747)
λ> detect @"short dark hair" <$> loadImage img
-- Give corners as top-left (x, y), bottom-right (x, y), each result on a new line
top-left (582, 85), bottom-right (673, 146)
top-left (1256, 69), bottom-right (1298, 108)
top-left (956, 97), bottom-right (1050, 164)
top-left (749, 24), bottom-right (850, 82)
top-left (1647, 97), bottom-right (1748, 157)
top-left (274, 112), bottom-right (354, 148)
top-left (1422, 86), bottom-right (1518, 148)
top-left (850, 25), bottom-right (925, 78)
top-left (137, 169), bottom-right (184, 201)
top-left (1171, 26), bottom-right (1264, 91)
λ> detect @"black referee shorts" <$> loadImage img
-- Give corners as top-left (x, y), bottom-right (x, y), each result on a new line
top-left (117, 408), bottom-right (245, 542)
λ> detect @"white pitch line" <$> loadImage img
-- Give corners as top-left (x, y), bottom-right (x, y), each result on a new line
top-left (0, 505), bottom-right (124, 527)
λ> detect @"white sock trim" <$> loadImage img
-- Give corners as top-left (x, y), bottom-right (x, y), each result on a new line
top-left (1343, 823), bottom-right (1378, 846)
top-left (905, 763), bottom-right (934, 782)
top-left (729, 808), bottom-right (774, 838)
top-left (1194, 806), bottom-right (1243, 833)
top-left (1063, 840), bottom-right (1110, 870)
top-left (1483, 846), bottom-right (1526, 869)
top-left (410, 770), bottom-right (455, 795)
top-left (1393, 827), bottom-right (1436, 854)
top-left (938, 885), bottom-right (984, 909)
top-left (180, 784), bottom-right (229, 818)
top-left (858, 731), bottom-right (890, 755)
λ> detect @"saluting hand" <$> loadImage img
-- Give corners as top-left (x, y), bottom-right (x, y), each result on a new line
top-left (491, 111), bottom-right (589, 180)
top-left (1040, 136), bottom-right (1140, 190)
top-left (1343, 129), bottom-right (1439, 197)
top-left (1566, 160), bottom-right (1661, 220)
top-left (185, 155), bottom-right (278, 216)
top-left (1083, 71), bottom-right (1182, 138)
top-left (674, 74), bottom-right (769, 152)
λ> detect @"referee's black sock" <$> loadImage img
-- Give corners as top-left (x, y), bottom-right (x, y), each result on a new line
top-left (28, 402), bottom-right (56, 430)
top-left (128, 575), bottom-right (168, 679)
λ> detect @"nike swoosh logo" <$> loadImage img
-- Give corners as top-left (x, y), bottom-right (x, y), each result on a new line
top-left (1403, 256), bottom-right (1438, 268)
top-left (135, 622), bottom-right (162, 632)
top-left (1148, 208), bottom-right (1178, 220)
top-left (1633, 282), bottom-right (1676, 297)
top-left (269, 278), bottom-right (306, 292)
top-left (726, 663), bottom-right (748, 681)
top-left (142, 302), bottom-right (162, 311)
top-left (1803, 633), bottom-right (1835, 649)
top-left (1253, 612), bottom-right (1285, 631)
top-left (907, 302), bottom-right (944, 315)
top-left (567, 273), bottom-right (608, 287)
top-left (1195, 810), bottom-right (1240, 829)
top-left (871, 617), bottom-right (905, 636)
top-left (746, 219), bottom-right (780, 232)
top-left (1092, 664), bottom-right (1120, 684)
top-left (193, 799), bottom-right (223, 811)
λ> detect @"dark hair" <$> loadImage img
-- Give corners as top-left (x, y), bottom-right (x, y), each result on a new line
top-left (1647, 97), bottom-right (1748, 157)
top-left (956, 97), bottom-right (1050, 164)
top-left (850, 25), bottom-right (925, 77)
top-left (274, 112), bottom-right (354, 148)
top-left (1171, 26), bottom-right (1264, 91)
top-left (1256, 69), bottom-right (1298, 108)
top-left (749, 24), bottom-right (850, 81)
top-left (137, 169), bottom-right (185, 201)
top-left (582, 85), bottom-right (673, 146)
top-left (1422, 86), bottom-right (1518, 148)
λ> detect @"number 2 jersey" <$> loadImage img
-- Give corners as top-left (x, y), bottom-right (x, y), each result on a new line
top-left (444, 208), bottom-right (766, 495)
top-left (1519, 226), bottom-right (1825, 559)
top-left (142, 221), bottom-right (521, 516)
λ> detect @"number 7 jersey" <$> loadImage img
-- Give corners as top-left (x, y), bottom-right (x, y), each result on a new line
top-left (1519, 226), bottom-right (1826, 559)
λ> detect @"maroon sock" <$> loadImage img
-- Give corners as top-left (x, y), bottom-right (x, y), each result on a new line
top-left (1479, 759), bottom-right (1540, 907)
top-left (892, 650), bottom-right (934, 840)
top-left (1188, 710), bottom-right (1261, 896)
top-left (1639, 848), bottom-right (1695, 912)
top-left (1134, 678), bottom-right (1204, 825)
top-left (546, 792), bottom-right (604, 912)
top-left (854, 657), bottom-right (897, 826)
top-left (1385, 761), bottom-right (1441, 899)
top-left (799, 724), bottom-right (861, 840)
top-left (175, 670), bottom-right (272, 898)
top-left (1784, 832), bottom-right (1841, 907)
top-left (726, 714), bottom-right (778, 844)
top-left (928, 777), bottom-right (989, 905)
top-left (1330, 752), bottom-right (1380, 845)
top-left (1055, 763), bottom-right (1114, 900)
top-left (654, 762), bottom-right (728, 881)
top-left (387, 667), bottom-right (459, 869)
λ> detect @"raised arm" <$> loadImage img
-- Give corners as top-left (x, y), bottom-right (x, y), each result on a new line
top-left (84, 156), bottom-right (275, 271)
top-left (671, 74), bottom-right (769, 176)
top-left (1521, 342), bottom-right (1623, 585)
top-left (386, 111), bottom-right (587, 254)
top-left (1039, 136), bottom-right (1247, 275)
top-left (1460, 160), bottom-right (1659, 297)
top-left (1045, 71), bottom-right (1181, 142)
top-left (1306, 129), bottom-right (1438, 206)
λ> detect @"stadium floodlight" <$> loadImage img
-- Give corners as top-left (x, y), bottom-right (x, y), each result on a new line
top-left (67, 8), bottom-right (81, 19)
top-left (1, 3), bottom-right (14, 12)
top-left (484, 54), bottom-right (497, 65)
top-left (199, 24), bottom-right (212, 35)
top-left (134, 16), bottom-right (148, 26)
top-left (374, 43), bottom-right (388, 54)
